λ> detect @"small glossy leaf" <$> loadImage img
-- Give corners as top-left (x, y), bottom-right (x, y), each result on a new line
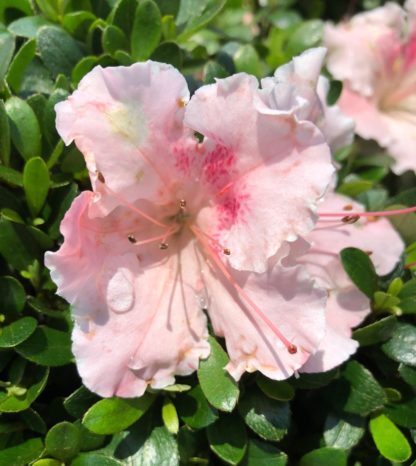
top-left (45, 421), bottom-right (81, 461)
top-left (131, 0), bottom-right (162, 60)
top-left (0, 27), bottom-right (14, 82)
top-left (71, 454), bottom-right (122, 466)
top-left (241, 439), bottom-right (287, 466)
top-left (0, 437), bottom-right (43, 466)
top-left (162, 398), bottom-right (179, 434)
top-left (15, 326), bottom-right (73, 366)
top-left (8, 16), bottom-right (52, 38)
top-left (0, 100), bottom-right (10, 165)
top-left (385, 398), bottom-right (416, 428)
top-left (238, 387), bottom-right (290, 441)
top-left (0, 165), bottom-right (23, 187)
top-left (299, 447), bottom-right (347, 466)
top-left (399, 364), bottom-right (416, 386)
top-left (207, 413), bottom-right (247, 465)
top-left (6, 39), bottom-right (36, 93)
top-left (37, 26), bottom-right (83, 78)
top-left (102, 24), bottom-right (128, 54)
top-left (0, 317), bottom-right (37, 348)
top-left (0, 365), bottom-right (48, 412)
top-left (23, 157), bottom-right (50, 217)
top-left (234, 44), bottom-right (262, 77)
top-left (176, 385), bottom-right (218, 429)
top-left (198, 337), bottom-right (239, 411)
top-left (353, 316), bottom-right (397, 346)
top-left (64, 386), bottom-right (100, 419)
top-left (83, 394), bottom-right (155, 434)
top-left (5, 96), bottom-right (41, 161)
top-left (133, 425), bottom-right (179, 466)
top-left (369, 414), bottom-right (412, 462)
top-left (340, 247), bottom-right (378, 298)
top-left (382, 322), bottom-right (416, 366)
top-left (324, 412), bottom-right (365, 450)
top-left (32, 460), bottom-right (62, 466)
top-left (150, 42), bottom-right (183, 68)
top-left (256, 376), bottom-right (294, 401)
top-left (286, 19), bottom-right (323, 56)
top-left (22, 408), bottom-right (47, 434)
top-left (0, 276), bottom-right (26, 314)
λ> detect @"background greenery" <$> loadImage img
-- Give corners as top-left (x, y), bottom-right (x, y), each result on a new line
top-left (0, 0), bottom-right (415, 465)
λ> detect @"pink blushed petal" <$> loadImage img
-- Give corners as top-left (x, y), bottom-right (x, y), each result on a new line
top-left (202, 252), bottom-right (327, 381)
top-left (55, 62), bottom-right (190, 213)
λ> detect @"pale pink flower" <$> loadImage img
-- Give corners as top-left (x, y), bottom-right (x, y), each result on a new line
top-left (324, 1), bottom-right (416, 174)
top-left (295, 192), bottom-right (404, 373)
top-left (261, 47), bottom-right (355, 153)
top-left (45, 60), bottom-right (334, 397)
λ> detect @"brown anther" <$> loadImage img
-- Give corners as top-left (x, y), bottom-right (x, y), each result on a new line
top-left (223, 248), bottom-right (231, 256)
top-left (365, 250), bottom-right (373, 256)
top-left (128, 235), bottom-right (137, 244)
top-left (342, 215), bottom-right (360, 224)
top-left (367, 215), bottom-right (379, 222)
top-left (179, 199), bottom-right (187, 209)
top-left (159, 242), bottom-right (169, 250)
top-left (177, 98), bottom-right (187, 108)
top-left (288, 344), bottom-right (298, 354)
top-left (343, 204), bottom-right (353, 211)
top-left (97, 171), bottom-right (105, 183)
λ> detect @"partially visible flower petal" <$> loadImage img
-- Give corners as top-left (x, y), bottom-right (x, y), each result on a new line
top-left (55, 61), bottom-right (190, 213)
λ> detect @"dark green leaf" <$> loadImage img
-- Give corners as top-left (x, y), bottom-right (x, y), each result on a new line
top-left (64, 386), bottom-right (100, 419)
top-left (176, 385), bottom-right (218, 429)
top-left (71, 454), bottom-right (122, 466)
top-left (83, 394), bottom-right (155, 434)
top-left (0, 317), bottom-right (37, 348)
top-left (299, 447), bottom-right (347, 466)
top-left (286, 19), bottom-right (323, 56)
top-left (102, 25), bottom-right (128, 55)
top-left (241, 439), bottom-right (287, 466)
top-left (131, 0), bottom-right (162, 60)
top-left (0, 437), bottom-right (43, 466)
top-left (0, 100), bottom-right (10, 165)
top-left (207, 413), bottom-right (247, 465)
top-left (0, 27), bottom-right (15, 82)
top-left (198, 337), bottom-right (239, 412)
top-left (324, 412), bottom-right (365, 450)
top-left (0, 276), bottom-right (26, 314)
top-left (369, 414), bottom-right (412, 463)
top-left (385, 398), bottom-right (416, 428)
top-left (23, 157), bottom-right (50, 217)
top-left (399, 364), bottom-right (416, 386)
top-left (37, 26), bottom-right (84, 78)
top-left (340, 247), bottom-right (378, 298)
top-left (238, 387), bottom-right (290, 441)
top-left (256, 376), bottom-right (294, 401)
top-left (8, 16), bottom-right (52, 38)
top-left (21, 408), bottom-right (47, 434)
top-left (382, 323), bottom-right (416, 366)
top-left (150, 42), bottom-right (183, 68)
top-left (0, 165), bottom-right (23, 187)
top-left (234, 44), bottom-right (262, 77)
top-left (16, 325), bottom-right (73, 366)
top-left (5, 96), bottom-right (41, 161)
top-left (6, 38), bottom-right (36, 93)
top-left (45, 421), bottom-right (81, 461)
top-left (353, 316), bottom-right (397, 346)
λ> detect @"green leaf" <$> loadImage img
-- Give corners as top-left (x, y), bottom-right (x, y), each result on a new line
top-left (0, 0), bottom-right (33, 23)
top-left (0, 165), bottom-right (23, 187)
top-left (399, 364), bottom-right (416, 386)
top-left (335, 361), bottom-right (387, 416)
top-left (256, 376), bottom-right (294, 401)
top-left (382, 323), bottom-right (416, 366)
top-left (110, 0), bottom-right (137, 38)
top-left (369, 414), bottom-right (412, 463)
top-left (131, 0), bottom-right (162, 61)
top-left (0, 100), bottom-right (10, 165)
top-left (176, 0), bottom-right (226, 41)
top-left (0, 317), bottom-right (37, 348)
top-left (324, 412), bottom-right (365, 450)
top-left (15, 325), bottom-right (73, 366)
top-left (102, 24), bottom-right (128, 54)
top-left (5, 96), bottom-right (41, 161)
top-left (22, 408), bottom-right (47, 434)
top-left (23, 157), bottom-right (50, 217)
top-left (238, 387), bottom-right (290, 441)
top-left (45, 421), bottom-right (81, 461)
top-left (150, 42), bottom-right (183, 68)
top-left (161, 398), bottom-right (179, 435)
top-left (299, 447), bottom-right (347, 466)
top-left (71, 454), bottom-right (123, 466)
top-left (286, 19), bottom-right (323, 56)
top-left (71, 56), bottom-right (99, 86)
top-left (132, 425), bottom-right (179, 466)
top-left (6, 38), bottom-right (36, 93)
top-left (207, 413), bottom-right (247, 465)
top-left (198, 337), bottom-right (239, 411)
top-left (34, 0), bottom-right (60, 21)
top-left (64, 386), bottom-right (100, 419)
top-left (37, 26), bottom-right (84, 78)
top-left (203, 60), bottom-right (228, 84)
top-left (8, 16), bottom-right (52, 38)
top-left (234, 44), bottom-right (262, 77)
top-left (398, 278), bottom-right (416, 314)
top-left (340, 247), bottom-right (378, 298)
top-left (291, 369), bottom-right (339, 389)
top-left (385, 398), bottom-right (416, 428)
top-left (0, 27), bottom-right (15, 83)
top-left (0, 276), bottom-right (26, 314)
top-left (32, 460), bottom-right (62, 466)
top-left (0, 365), bottom-right (48, 412)
top-left (83, 394), bottom-right (155, 434)
top-left (241, 439), bottom-right (287, 466)
top-left (353, 316), bottom-right (397, 346)
top-left (176, 385), bottom-right (218, 429)
top-left (0, 437), bottom-right (43, 466)
top-left (43, 88), bottom-right (69, 147)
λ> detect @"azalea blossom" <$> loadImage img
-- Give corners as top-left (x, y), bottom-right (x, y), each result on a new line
top-left (45, 57), bottom-right (335, 397)
top-left (324, 1), bottom-right (416, 174)
top-left (295, 192), bottom-right (404, 373)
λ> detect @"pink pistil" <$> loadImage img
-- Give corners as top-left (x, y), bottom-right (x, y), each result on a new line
top-left (318, 205), bottom-right (416, 218)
